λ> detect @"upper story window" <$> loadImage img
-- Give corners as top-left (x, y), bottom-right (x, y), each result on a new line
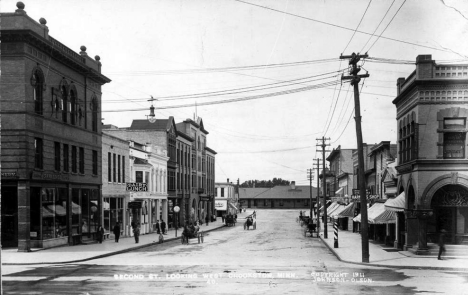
top-left (32, 69), bottom-right (44, 115)
top-left (398, 112), bottom-right (417, 164)
top-left (443, 118), bottom-right (466, 159)
top-left (61, 83), bottom-right (68, 123)
top-left (91, 95), bottom-right (98, 132)
top-left (34, 138), bottom-right (43, 169)
top-left (135, 171), bottom-right (143, 183)
top-left (221, 188), bottom-right (224, 197)
top-left (70, 89), bottom-right (76, 125)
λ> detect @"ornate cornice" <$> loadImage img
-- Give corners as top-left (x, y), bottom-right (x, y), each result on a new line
top-left (1, 30), bottom-right (111, 84)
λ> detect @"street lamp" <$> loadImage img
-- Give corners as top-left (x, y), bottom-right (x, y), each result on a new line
top-left (174, 206), bottom-right (180, 237)
top-left (148, 96), bottom-right (157, 123)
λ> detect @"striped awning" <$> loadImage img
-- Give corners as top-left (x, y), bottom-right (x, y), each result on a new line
top-left (329, 204), bottom-right (347, 218)
top-left (321, 202), bottom-right (338, 214)
top-left (354, 202), bottom-right (396, 224)
top-left (337, 202), bottom-right (357, 218)
top-left (368, 203), bottom-right (396, 224)
top-left (384, 192), bottom-right (405, 212)
top-left (319, 200), bottom-right (332, 212)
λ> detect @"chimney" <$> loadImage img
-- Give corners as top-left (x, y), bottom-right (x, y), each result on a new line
top-left (291, 181), bottom-right (296, 190)
top-left (416, 54), bottom-right (434, 79)
top-left (396, 77), bottom-right (405, 95)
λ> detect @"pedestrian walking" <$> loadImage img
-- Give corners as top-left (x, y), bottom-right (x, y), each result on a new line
top-left (221, 214), bottom-right (225, 223)
top-left (113, 222), bottom-right (121, 243)
top-left (156, 220), bottom-right (161, 234)
top-left (205, 214), bottom-right (209, 226)
top-left (438, 229), bottom-right (447, 260)
top-left (133, 224), bottom-right (140, 243)
top-left (96, 225), bottom-right (104, 243)
top-left (161, 219), bottom-right (167, 235)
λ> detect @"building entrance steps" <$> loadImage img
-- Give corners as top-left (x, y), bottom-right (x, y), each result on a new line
top-left (316, 222), bottom-right (468, 270)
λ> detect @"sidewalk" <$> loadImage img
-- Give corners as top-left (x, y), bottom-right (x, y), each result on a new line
top-left (3, 218), bottom-right (227, 265)
top-left (316, 223), bottom-right (468, 271)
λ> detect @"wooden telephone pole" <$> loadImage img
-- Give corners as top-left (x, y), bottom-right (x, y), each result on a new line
top-left (340, 52), bottom-right (370, 263)
top-left (307, 169), bottom-right (314, 219)
top-left (316, 137), bottom-right (330, 239)
top-left (313, 158), bottom-right (321, 238)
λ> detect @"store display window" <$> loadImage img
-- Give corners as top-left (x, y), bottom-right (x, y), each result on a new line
top-left (30, 187), bottom-right (68, 240)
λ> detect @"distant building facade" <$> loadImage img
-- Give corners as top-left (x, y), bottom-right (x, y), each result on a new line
top-left (239, 182), bottom-right (316, 210)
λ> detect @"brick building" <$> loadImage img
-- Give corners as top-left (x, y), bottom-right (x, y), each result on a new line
top-left (0, 3), bottom-right (111, 250)
top-left (102, 132), bottom-right (129, 238)
top-left (326, 146), bottom-right (355, 200)
top-left (176, 117), bottom-right (216, 224)
top-left (392, 55), bottom-right (468, 253)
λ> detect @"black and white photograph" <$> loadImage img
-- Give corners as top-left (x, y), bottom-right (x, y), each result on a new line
top-left (1, 0), bottom-right (468, 294)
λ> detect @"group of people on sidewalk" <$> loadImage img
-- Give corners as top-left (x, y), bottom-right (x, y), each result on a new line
top-left (93, 219), bottom-right (169, 244)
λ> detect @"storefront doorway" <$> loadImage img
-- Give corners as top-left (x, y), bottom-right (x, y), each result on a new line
top-left (429, 185), bottom-right (468, 244)
top-left (1, 187), bottom-right (18, 248)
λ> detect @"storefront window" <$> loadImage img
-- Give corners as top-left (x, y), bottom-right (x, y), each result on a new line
top-left (36, 188), bottom-right (68, 240)
top-left (72, 189), bottom-right (81, 235)
top-left (104, 197), bottom-right (123, 234)
top-left (30, 187), bottom-right (41, 240)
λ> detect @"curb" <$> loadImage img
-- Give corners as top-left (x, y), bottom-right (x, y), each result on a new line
top-left (4, 225), bottom-right (227, 266)
top-left (318, 236), bottom-right (468, 272)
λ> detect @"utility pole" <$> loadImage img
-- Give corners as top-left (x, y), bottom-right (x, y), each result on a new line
top-left (313, 158), bottom-right (321, 238)
top-left (340, 52), bottom-right (370, 263)
top-left (316, 137), bottom-right (330, 239)
top-left (307, 169), bottom-right (313, 218)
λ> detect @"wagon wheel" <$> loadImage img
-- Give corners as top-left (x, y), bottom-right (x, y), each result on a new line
top-left (253, 221), bottom-right (256, 230)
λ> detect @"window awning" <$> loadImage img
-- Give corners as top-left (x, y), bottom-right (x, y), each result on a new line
top-left (337, 202), bottom-right (356, 218)
top-left (384, 192), bottom-right (405, 212)
top-left (368, 203), bottom-right (396, 224)
top-left (329, 204), bottom-right (347, 218)
top-left (319, 200), bottom-right (332, 212)
top-left (321, 201), bottom-right (338, 213)
top-left (72, 202), bottom-right (81, 215)
top-left (42, 206), bottom-right (54, 218)
top-left (354, 202), bottom-right (396, 224)
top-left (335, 187), bottom-right (344, 195)
top-left (53, 205), bottom-right (67, 216)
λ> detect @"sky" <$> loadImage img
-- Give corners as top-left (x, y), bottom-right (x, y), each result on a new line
top-left (3, 0), bottom-right (468, 185)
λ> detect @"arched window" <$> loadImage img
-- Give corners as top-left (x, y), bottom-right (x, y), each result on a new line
top-left (91, 95), bottom-right (98, 132)
top-left (31, 67), bottom-right (44, 115)
top-left (59, 79), bottom-right (69, 123)
top-left (70, 89), bottom-right (76, 125)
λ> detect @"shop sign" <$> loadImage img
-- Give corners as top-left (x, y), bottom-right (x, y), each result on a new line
top-left (215, 200), bottom-right (227, 210)
top-left (32, 171), bottom-right (69, 181)
top-left (128, 201), bottom-right (142, 209)
top-left (126, 183), bottom-right (148, 192)
top-left (30, 232), bottom-right (37, 238)
top-left (1, 172), bottom-right (18, 178)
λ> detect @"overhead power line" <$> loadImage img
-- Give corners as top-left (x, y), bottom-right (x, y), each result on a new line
top-left (106, 58), bottom-right (339, 76)
top-left (366, 0), bottom-right (407, 53)
top-left (102, 79), bottom-right (346, 113)
top-left (343, 0), bottom-right (373, 53)
top-left (103, 69), bottom-right (345, 103)
top-left (232, 0), bottom-right (462, 55)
